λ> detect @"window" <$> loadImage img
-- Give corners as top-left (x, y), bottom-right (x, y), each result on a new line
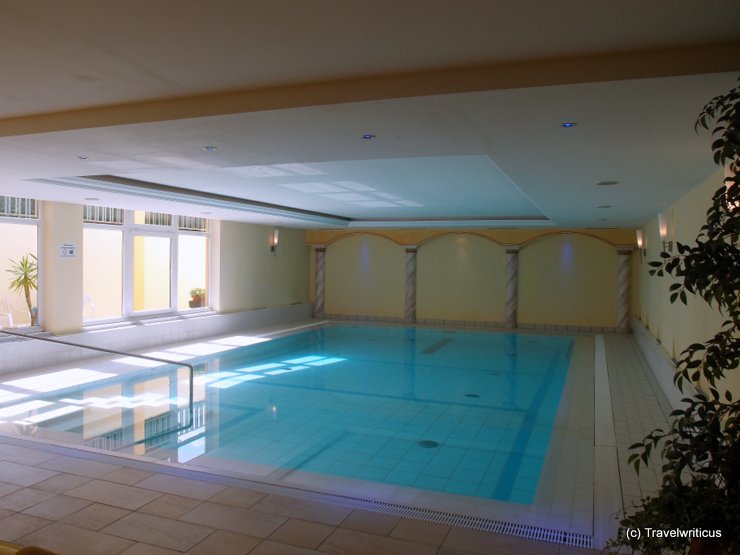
top-left (1, 196), bottom-right (39, 328)
top-left (83, 206), bottom-right (209, 322)
top-left (132, 235), bottom-right (171, 312)
top-left (0, 196), bottom-right (37, 219)
top-left (177, 235), bottom-right (208, 310)
top-left (83, 227), bottom-right (123, 320)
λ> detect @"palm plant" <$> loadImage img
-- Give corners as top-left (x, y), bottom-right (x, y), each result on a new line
top-left (7, 253), bottom-right (38, 326)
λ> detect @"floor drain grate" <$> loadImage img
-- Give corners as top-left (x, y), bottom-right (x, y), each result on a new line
top-left (417, 440), bottom-right (440, 448)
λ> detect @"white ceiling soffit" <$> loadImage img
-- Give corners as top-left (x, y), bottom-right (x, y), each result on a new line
top-left (28, 157), bottom-right (553, 228)
top-left (27, 176), bottom-right (352, 227)
top-left (103, 155), bottom-right (551, 227)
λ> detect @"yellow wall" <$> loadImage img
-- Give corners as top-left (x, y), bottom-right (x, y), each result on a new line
top-left (417, 233), bottom-right (506, 322)
top-left (325, 234), bottom-right (405, 318)
top-left (637, 168), bottom-right (736, 394)
top-left (519, 233), bottom-right (618, 327)
top-left (40, 201), bottom-right (84, 334)
top-left (218, 222), bottom-right (309, 312)
top-left (316, 230), bottom-right (628, 327)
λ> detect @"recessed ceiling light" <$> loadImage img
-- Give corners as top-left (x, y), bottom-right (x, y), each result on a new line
top-left (597, 205), bottom-right (612, 209)
top-left (561, 122), bottom-right (577, 128)
top-left (77, 155), bottom-right (89, 160)
top-left (596, 180), bottom-right (619, 186)
top-left (202, 145), bottom-right (217, 151)
top-left (361, 134), bottom-right (376, 140)
top-left (83, 197), bottom-right (100, 201)
top-left (200, 211), bottom-right (212, 215)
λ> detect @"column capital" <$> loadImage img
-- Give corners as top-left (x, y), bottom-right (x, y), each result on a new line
top-left (402, 244), bottom-right (417, 252)
top-left (615, 245), bottom-right (634, 255)
top-left (503, 244), bottom-right (521, 254)
top-left (314, 244), bottom-right (327, 253)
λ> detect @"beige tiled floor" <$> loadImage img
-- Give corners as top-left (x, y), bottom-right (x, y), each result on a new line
top-left (604, 334), bottom-right (672, 509)
top-left (0, 330), bottom-right (674, 554)
top-left (0, 438), bottom-right (600, 554)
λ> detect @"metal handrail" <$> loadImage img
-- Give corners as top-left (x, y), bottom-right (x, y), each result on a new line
top-left (0, 329), bottom-right (195, 445)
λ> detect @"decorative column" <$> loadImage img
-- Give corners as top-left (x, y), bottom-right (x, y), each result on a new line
top-left (616, 247), bottom-right (633, 333)
top-left (404, 246), bottom-right (417, 323)
top-left (504, 246), bottom-right (520, 328)
top-left (314, 245), bottom-right (326, 318)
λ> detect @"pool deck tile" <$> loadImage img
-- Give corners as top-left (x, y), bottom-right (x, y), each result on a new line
top-left (0, 461), bottom-right (58, 487)
top-left (206, 485), bottom-right (266, 509)
top-left (180, 501), bottom-right (288, 538)
top-left (0, 513), bottom-right (53, 543)
top-left (31, 473), bottom-right (92, 493)
top-left (37, 455), bottom-right (122, 478)
top-left (21, 493), bottom-right (92, 520)
top-left (133, 473), bottom-right (227, 500)
top-left (137, 493), bottom-right (203, 519)
top-left (338, 509), bottom-right (400, 535)
top-left (64, 479), bottom-right (162, 510)
top-left (17, 521), bottom-right (135, 555)
top-left (269, 518), bottom-right (335, 549)
top-left (101, 511), bottom-right (214, 551)
top-left (319, 527), bottom-right (438, 555)
top-left (185, 529), bottom-right (262, 554)
top-left (390, 517), bottom-right (450, 545)
top-left (0, 488), bottom-right (55, 512)
top-left (60, 502), bottom-right (131, 531)
top-left (119, 542), bottom-right (182, 555)
top-left (250, 495), bottom-right (354, 526)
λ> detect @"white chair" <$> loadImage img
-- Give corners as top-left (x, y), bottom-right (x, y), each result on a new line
top-left (83, 293), bottom-right (96, 320)
top-left (0, 297), bottom-right (15, 328)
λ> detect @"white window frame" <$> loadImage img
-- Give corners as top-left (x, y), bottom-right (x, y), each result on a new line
top-left (84, 209), bottom-right (209, 322)
top-left (0, 211), bottom-right (40, 330)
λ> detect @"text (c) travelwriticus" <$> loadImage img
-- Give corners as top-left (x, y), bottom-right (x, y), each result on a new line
top-left (624, 527), bottom-right (722, 540)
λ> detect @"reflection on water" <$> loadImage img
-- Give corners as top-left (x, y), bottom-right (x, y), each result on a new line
top-left (0, 325), bottom-right (572, 504)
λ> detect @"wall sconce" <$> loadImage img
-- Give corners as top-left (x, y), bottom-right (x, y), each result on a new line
top-left (636, 229), bottom-right (647, 259)
top-left (270, 228), bottom-right (279, 254)
top-left (657, 213), bottom-right (672, 252)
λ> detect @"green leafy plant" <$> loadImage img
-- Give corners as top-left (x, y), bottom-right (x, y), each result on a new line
top-left (7, 253), bottom-right (38, 326)
top-left (610, 80), bottom-right (739, 554)
top-left (189, 287), bottom-right (206, 308)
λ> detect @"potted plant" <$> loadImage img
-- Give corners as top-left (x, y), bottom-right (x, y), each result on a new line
top-left (189, 287), bottom-right (206, 308)
top-left (6, 253), bottom-right (38, 326)
top-left (609, 81), bottom-right (739, 553)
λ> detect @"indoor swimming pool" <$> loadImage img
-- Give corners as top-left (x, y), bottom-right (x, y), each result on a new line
top-left (0, 325), bottom-right (574, 506)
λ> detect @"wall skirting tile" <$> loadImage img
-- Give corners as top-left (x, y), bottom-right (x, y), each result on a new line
top-left (631, 316), bottom-right (694, 411)
top-left (0, 303), bottom-right (313, 376)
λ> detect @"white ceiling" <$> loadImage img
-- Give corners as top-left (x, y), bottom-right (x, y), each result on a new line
top-left (1, 0), bottom-right (739, 229)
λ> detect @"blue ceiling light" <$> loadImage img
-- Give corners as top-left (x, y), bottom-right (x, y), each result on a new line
top-left (561, 122), bottom-right (577, 128)
top-left (202, 145), bottom-right (218, 151)
top-left (77, 155), bottom-right (89, 160)
top-left (361, 134), bottom-right (376, 140)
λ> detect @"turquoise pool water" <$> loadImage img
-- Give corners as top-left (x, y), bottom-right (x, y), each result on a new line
top-left (0, 325), bottom-right (573, 505)
top-left (181, 325), bottom-right (573, 504)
